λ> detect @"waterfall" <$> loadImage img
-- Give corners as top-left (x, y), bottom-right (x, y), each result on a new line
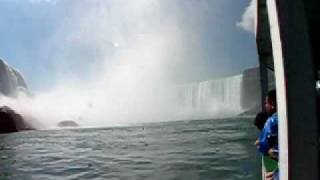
top-left (0, 59), bottom-right (28, 97)
top-left (1, 57), bottom-right (258, 129)
top-left (173, 74), bottom-right (244, 120)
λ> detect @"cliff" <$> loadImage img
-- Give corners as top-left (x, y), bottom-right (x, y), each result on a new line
top-left (240, 68), bottom-right (261, 112)
top-left (0, 106), bottom-right (34, 133)
top-left (0, 58), bottom-right (33, 133)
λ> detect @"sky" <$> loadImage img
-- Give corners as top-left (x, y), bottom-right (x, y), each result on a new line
top-left (0, 0), bottom-right (258, 91)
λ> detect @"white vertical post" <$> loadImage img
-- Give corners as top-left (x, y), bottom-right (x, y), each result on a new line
top-left (266, 0), bottom-right (319, 179)
top-left (266, 0), bottom-right (289, 179)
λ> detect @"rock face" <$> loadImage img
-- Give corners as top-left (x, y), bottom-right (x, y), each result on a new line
top-left (240, 67), bottom-right (275, 115)
top-left (57, 120), bottom-right (79, 128)
top-left (0, 58), bottom-right (32, 133)
top-left (240, 68), bottom-right (261, 112)
top-left (0, 59), bottom-right (29, 97)
top-left (0, 106), bottom-right (33, 134)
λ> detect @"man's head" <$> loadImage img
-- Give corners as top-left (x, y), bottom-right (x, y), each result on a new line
top-left (265, 89), bottom-right (277, 114)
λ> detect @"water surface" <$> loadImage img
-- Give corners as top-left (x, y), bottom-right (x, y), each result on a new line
top-left (0, 117), bottom-right (261, 180)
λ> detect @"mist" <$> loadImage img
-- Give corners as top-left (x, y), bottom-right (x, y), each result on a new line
top-left (0, 0), bottom-right (256, 129)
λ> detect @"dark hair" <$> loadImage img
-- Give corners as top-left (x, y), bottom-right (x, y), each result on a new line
top-left (268, 89), bottom-right (277, 106)
top-left (254, 111), bottom-right (270, 130)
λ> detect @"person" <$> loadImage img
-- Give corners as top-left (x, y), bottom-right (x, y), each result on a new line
top-left (255, 90), bottom-right (279, 180)
top-left (254, 110), bottom-right (278, 173)
top-left (255, 89), bottom-right (278, 160)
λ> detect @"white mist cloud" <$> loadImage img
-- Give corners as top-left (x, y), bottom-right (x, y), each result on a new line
top-left (2, 0), bottom-right (246, 129)
top-left (236, 0), bottom-right (257, 34)
top-left (12, 0), bottom-right (190, 128)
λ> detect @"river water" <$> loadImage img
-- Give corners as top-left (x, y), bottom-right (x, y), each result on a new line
top-left (0, 117), bottom-right (261, 180)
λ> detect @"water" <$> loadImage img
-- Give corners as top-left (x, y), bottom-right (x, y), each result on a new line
top-left (0, 117), bottom-right (261, 180)
top-left (173, 74), bottom-right (244, 120)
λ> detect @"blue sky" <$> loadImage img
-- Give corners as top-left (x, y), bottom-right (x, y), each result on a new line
top-left (0, 0), bottom-right (258, 91)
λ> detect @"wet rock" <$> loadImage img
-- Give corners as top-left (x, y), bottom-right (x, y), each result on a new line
top-left (57, 120), bottom-right (79, 128)
top-left (0, 106), bottom-right (34, 134)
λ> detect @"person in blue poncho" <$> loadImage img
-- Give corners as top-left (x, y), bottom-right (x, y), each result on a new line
top-left (255, 89), bottom-right (278, 159)
top-left (255, 90), bottom-right (279, 180)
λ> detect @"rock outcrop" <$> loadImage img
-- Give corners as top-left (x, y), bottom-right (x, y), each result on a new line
top-left (240, 68), bottom-right (261, 113)
top-left (0, 106), bottom-right (34, 134)
top-left (240, 67), bottom-right (275, 115)
top-left (57, 120), bottom-right (79, 128)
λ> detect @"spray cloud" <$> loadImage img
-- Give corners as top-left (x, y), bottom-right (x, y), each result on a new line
top-left (1, 0), bottom-right (245, 129)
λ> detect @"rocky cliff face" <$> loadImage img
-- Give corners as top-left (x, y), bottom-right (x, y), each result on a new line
top-left (240, 67), bottom-right (275, 115)
top-left (0, 106), bottom-right (34, 133)
top-left (240, 68), bottom-right (261, 113)
top-left (0, 59), bottom-right (28, 97)
top-left (0, 58), bottom-right (32, 133)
